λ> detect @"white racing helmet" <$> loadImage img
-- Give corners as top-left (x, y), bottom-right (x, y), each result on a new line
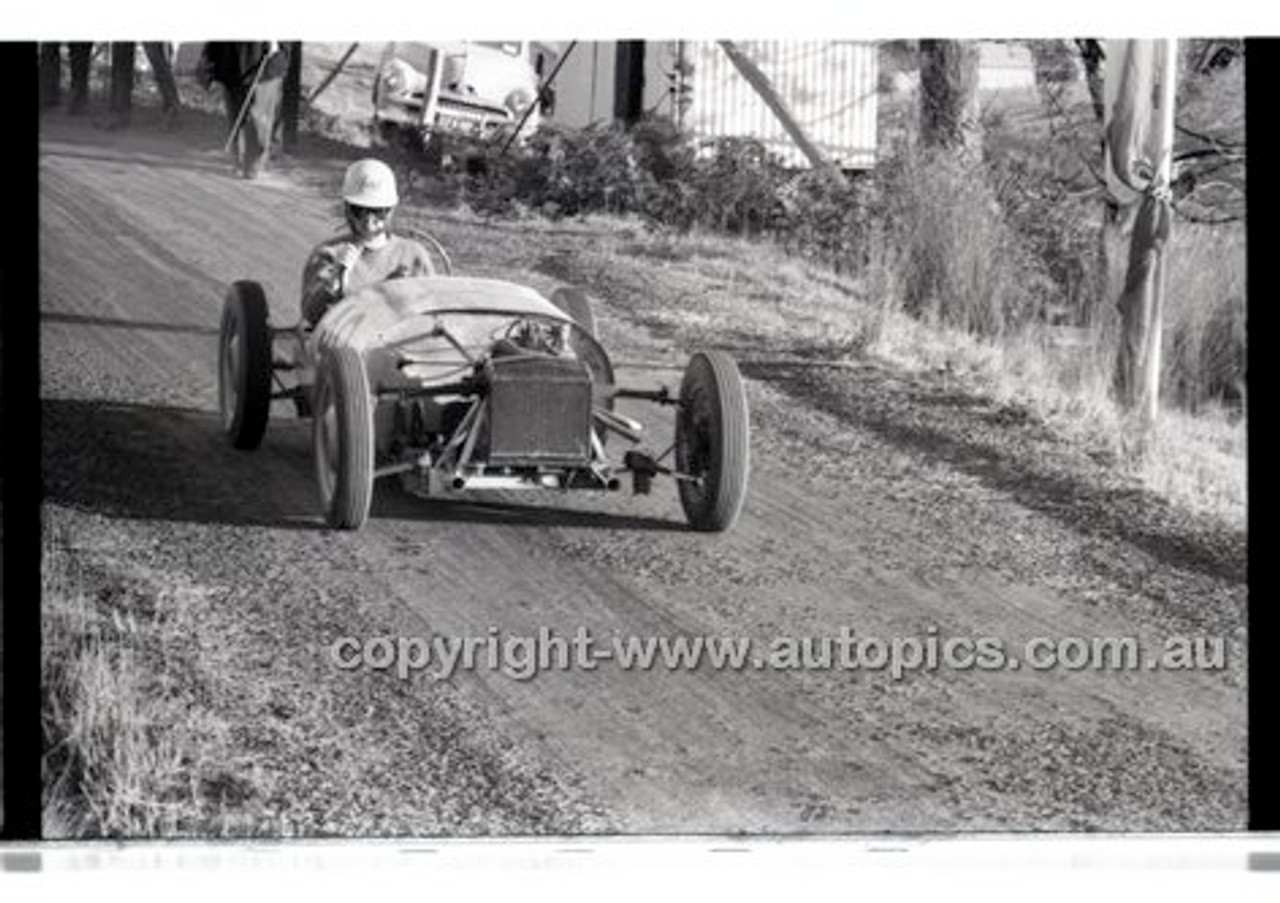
top-left (342, 158), bottom-right (399, 208)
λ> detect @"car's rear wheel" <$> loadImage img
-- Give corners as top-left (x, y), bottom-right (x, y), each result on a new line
top-left (313, 345), bottom-right (375, 530)
top-left (218, 280), bottom-right (272, 449)
top-left (675, 351), bottom-right (750, 532)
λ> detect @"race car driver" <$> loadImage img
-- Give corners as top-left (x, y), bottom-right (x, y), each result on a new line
top-left (300, 158), bottom-right (435, 327)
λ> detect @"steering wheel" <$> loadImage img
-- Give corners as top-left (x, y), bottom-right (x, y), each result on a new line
top-left (403, 227), bottom-right (454, 276)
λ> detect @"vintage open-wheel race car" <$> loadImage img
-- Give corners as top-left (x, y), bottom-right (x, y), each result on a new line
top-left (216, 236), bottom-right (750, 532)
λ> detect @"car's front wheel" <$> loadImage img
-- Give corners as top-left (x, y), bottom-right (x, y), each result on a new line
top-left (313, 345), bottom-right (375, 530)
top-left (218, 281), bottom-right (272, 449)
top-left (675, 350), bottom-right (750, 532)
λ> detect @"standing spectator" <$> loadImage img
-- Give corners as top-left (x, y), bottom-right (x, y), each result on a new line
top-left (200, 42), bottom-right (290, 179)
top-left (39, 42), bottom-right (180, 127)
top-left (142, 43), bottom-right (183, 128)
top-left (105, 43), bottom-right (181, 129)
top-left (37, 42), bottom-right (93, 114)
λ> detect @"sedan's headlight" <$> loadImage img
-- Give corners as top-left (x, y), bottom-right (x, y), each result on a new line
top-left (504, 86), bottom-right (536, 115)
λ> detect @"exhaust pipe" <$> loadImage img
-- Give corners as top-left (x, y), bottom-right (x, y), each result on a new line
top-left (593, 408), bottom-right (643, 443)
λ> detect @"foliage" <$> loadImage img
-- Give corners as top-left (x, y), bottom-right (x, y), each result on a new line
top-left (1173, 44), bottom-right (1246, 225)
top-left (985, 147), bottom-right (1103, 326)
top-left (457, 115), bottom-right (879, 274)
top-left (443, 39), bottom-right (1244, 413)
top-left (1160, 224), bottom-right (1247, 410)
top-left (1026, 39), bottom-right (1080, 108)
top-left (877, 146), bottom-right (1054, 337)
top-left (979, 40), bottom-right (1246, 410)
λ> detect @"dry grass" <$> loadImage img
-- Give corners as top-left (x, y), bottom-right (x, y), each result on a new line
top-left (884, 148), bottom-right (1051, 337)
top-left (1161, 223), bottom-right (1246, 412)
top-left (1140, 405), bottom-right (1247, 527)
top-left (41, 524), bottom-right (258, 838)
top-left (863, 289), bottom-right (1244, 528)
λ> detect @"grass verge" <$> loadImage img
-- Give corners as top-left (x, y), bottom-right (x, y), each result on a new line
top-left (41, 521), bottom-right (259, 837)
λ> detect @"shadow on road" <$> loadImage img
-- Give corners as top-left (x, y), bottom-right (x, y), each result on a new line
top-left (372, 487), bottom-right (689, 533)
top-left (43, 397), bottom-right (689, 534)
top-left (742, 360), bottom-right (1247, 587)
top-left (40, 142), bottom-right (237, 180)
top-left (41, 311), bottom-right (220, 338)
top-left (43, 398), bottom-right (326, 530)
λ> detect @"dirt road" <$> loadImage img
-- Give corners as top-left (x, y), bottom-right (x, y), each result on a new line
top-left (39, 111), bottom-right (1247, 835)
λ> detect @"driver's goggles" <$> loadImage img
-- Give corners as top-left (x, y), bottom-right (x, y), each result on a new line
top-left (349, 204), bottom-right (392, 220)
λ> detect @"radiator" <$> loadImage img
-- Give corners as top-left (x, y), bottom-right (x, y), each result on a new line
top-left (485, 355), bottom-right (593, 466)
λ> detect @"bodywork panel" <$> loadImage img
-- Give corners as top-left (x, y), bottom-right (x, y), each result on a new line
top-left (314, 276), bottom-right (573, 354)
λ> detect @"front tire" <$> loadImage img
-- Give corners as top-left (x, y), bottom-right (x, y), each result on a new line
top-left (313, 345), bottom-right (375, 530)
top-left (218, 281), bottom-right (272, 449)
top-left (675, 351), bottom-right (750, 532)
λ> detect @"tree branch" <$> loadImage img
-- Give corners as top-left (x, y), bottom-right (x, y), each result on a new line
top-left (1175, 122), bottom-right (1244, 150)
top-left (1174, 146), bottom-right (1246, 164)
top-left (1173, 207), bottom-right (1245, 225)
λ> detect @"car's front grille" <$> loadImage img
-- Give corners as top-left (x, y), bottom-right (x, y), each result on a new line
top-left (485, 355), bottom-right (592, 466)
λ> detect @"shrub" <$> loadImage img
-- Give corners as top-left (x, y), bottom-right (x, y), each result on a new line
top-left (690, 137), bottom-right (789, 236)
top-left (775, 170), bottom-right (874, 274)
top-left (986, 151), bottom-right (1104, 326)
top-left (1161, 223), bottom-right (1247, 412)
top-left (874, 146), bottom-right (1053, 337)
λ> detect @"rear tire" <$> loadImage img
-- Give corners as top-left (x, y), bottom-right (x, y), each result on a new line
top-left (313, 345), bottom-right (375, 530)
top-left (218, 281), bottom-right (272, 449)
top-left (675, 351), bottom-right (750, 532)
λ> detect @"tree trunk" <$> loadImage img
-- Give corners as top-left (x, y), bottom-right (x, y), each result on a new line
top-left (1106, 39), bottom-right (1177, 442)
top-left (67, 43), bottom-right (91, 114)
top-left (918, 39), bottom-right (981, 153)
top-left (1075, 39), bottom-right (1122, 329)
top-left (1075, 39), bottom-right (1106, 124)
top-left (1111, 193), bottom-right (1171, 433)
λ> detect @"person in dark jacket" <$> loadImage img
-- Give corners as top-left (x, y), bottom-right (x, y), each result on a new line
top-left (200, 42), bottom-right (289, 179)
